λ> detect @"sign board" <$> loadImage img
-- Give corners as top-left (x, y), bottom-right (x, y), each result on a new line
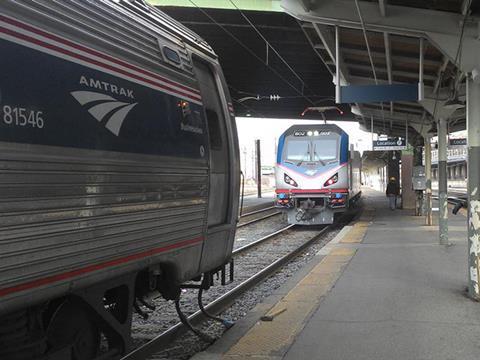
top-left (449, 138), bottom-right (467, 146)
top-left (372, 137), bottom-right (406, 151)
top-left (339, 84), bottom-right (418, 103)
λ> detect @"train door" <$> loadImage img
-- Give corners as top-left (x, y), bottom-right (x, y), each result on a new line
top-left (193, 58), bottom-right (229, 226)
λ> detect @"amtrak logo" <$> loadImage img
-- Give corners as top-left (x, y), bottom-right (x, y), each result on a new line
top-left (71, 91), bottom-right (138, 136)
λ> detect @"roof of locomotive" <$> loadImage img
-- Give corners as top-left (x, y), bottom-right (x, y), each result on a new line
top-left (280, 124), bottom-right (347, 138)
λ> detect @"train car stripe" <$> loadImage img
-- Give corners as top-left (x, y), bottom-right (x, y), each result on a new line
top-left (0, 14), bottom-right (200, 97)
top-left (0, 15), bottom-right (203, 104)
top-left (0, 24), bottom-right (201, 103)
top-left (0, 236), bottom-right (204, 297)
top-left (275, 189), bottom-right (349, 194)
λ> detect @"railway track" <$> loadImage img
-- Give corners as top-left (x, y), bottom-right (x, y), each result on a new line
top-left (233, 224), bottom-right (295, 255)
top-left (237, 206), bottom-right (281, 228)
top-left (240, 206), bottom-right (276, 218)
top-left (122, 208), bottom-right (359, 360)
top-left (121, 202), bottom-right (359, 360)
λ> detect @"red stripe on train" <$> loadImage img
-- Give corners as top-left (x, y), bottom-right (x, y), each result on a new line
top-left (0, 15), bottom-right (202, 102)
top-left (0, 236), bottom-right (204, 297)
top-left (275, 189), bottom-right (349, 194)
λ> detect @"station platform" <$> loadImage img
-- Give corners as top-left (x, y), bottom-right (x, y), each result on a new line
top-left (195, 188), bottom-right (480, 360)
top-left (240, 192), bottom-right (275, 213)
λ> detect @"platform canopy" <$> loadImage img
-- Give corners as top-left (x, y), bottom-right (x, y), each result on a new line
top-left (153, 0), bottom-right (480, 144)
top-left (281, 0), bottom-right (480, 142)
top-left (148, 0), bottom-right (283, 12)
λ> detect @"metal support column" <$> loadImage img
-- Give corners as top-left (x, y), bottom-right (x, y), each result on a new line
top-left (413, 144), bottom-right (424, 216)
top-left (335, 26), bottom-right (341, 103)
top-left (255, 139), bottom-right (262, 198)
top-left (467, 76), bottom-right (480, 300)
top-left (425, 136), bottom-right (433, 225)
top-left (418, 38), bottom-right (424, 101)
top-left (438, 117), bottom-right (448, 245)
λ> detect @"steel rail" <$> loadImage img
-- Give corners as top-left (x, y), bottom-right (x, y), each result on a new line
top-left (233, 224), bottom-right (295, 255)
top-left (237, 211), bottom-right (281, 228)
top-left (240, 206), bottom-right (275, 218)
top-left (120, 226), bottom-right (331, 360)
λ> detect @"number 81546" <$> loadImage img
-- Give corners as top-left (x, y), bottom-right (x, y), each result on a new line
top-left (3, 105), bottom-right (44, 128)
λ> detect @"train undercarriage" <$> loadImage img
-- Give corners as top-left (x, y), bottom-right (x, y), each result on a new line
top-left (277, 192), bottom-right (362, 225)
top-left (0, 261), bottom-right (234, 360)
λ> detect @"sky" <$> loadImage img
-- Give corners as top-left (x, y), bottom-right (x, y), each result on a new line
top-left (235, 117), bottom-right (373, 178)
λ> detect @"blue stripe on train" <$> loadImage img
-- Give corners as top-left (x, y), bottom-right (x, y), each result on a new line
top-left (277, 133), bottom-right (286, 164)
top-left (340, 131), bottom-right (349, 163)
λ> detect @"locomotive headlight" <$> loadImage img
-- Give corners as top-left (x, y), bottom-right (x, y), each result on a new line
top-left (313, 130), bottom-right (319, 136)
top-left (324, 173), bottom-right (338, 187)
top-left (284, 173), bottom-right (298, 187)
top-left (307, 131), bottom-right (313, 136)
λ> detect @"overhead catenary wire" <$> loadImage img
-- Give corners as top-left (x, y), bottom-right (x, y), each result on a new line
top-left (228, 0), bottom-right (314, 96)
top-left (234, 89), bottom-right (334, 101)
top-left (228, 84), bottom-right (334, 117)
top-left (353, 0), bottom-right (377, 84)
top-left (187, 0), bottom-right (315, 106)
top-left (228, 85), bottom-right (264, 117)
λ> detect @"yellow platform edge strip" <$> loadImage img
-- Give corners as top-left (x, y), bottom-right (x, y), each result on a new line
top-left (222, 221), bottom-right (368, 359)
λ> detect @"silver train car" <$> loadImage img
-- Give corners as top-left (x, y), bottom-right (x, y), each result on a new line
top-left (0, 1), bottom-right (239, 359)
top-left (275, 124), bottom-right (361, 225)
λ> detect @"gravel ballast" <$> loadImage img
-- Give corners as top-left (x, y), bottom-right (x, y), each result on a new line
top-left (130, 212), bottom-right (352, 359)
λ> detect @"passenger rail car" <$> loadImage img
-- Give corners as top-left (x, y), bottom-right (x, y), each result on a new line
top-left (0, 1), bottom-right (239, 359)
top-left (275, 125), bottom-right (361, 225)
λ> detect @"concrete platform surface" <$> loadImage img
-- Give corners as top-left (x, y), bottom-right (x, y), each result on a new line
top-left (208, 188), bottom-right (480, 360)
top-left (284, 190), bottom-right (480, 360)
top-left (240, 192), bottom-right (275, 212)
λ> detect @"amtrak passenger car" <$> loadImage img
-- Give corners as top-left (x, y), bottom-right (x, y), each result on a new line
top-left (275, 125), bottom-right (361, 225)
top-left (0, 1), bottom-right (239, 359)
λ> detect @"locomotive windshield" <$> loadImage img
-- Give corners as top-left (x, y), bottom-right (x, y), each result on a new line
top-left (312, 139), bottom-right (338, 161)
top-left (284, 137), bottom-right (338, 163)
top-left (285, 140), bottom-right (311, 161)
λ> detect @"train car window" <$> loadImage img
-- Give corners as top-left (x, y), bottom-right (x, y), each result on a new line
top-left (163, 47), bottom-right (181, 65)
top-left (205, 109), bottom-right (222, 150)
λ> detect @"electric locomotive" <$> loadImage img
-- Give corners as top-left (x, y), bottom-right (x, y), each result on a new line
top-left (0, 1), bottom-right (239, 359)
top-left (275, 124), bottom-right (361, 225)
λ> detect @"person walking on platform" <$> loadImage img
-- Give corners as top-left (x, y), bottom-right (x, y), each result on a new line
top-left (386, 177), bottom-right (400, 210)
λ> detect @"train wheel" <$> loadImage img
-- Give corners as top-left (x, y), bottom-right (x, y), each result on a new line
top-left (47, 300), bottom-right (100, 360)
